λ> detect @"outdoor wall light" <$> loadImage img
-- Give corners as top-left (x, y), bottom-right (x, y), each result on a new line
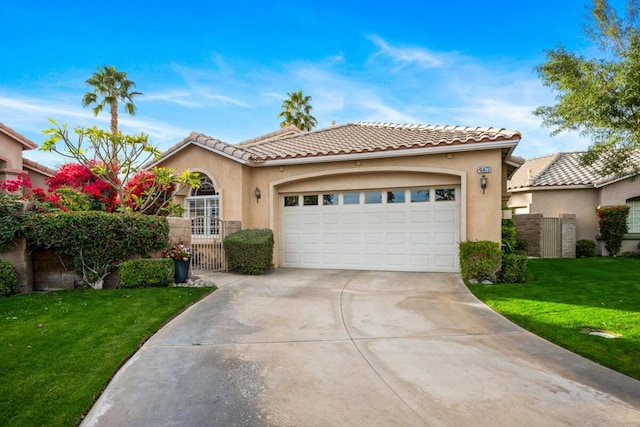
top-left (254, 187), bottom-right (261, 202)
top-left (480, 175), bottom-right (488, 194)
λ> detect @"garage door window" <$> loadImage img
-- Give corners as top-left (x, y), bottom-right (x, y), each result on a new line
top-left (365, 191), bottom-right (382, 204)
top-left (411, 189), bottom-right (429, 202)
top-left (303, 195), bottom-right (318, 206)
top-left (387, 190), bottom-right (405, 203)
top-left (323, 194), bottom-right (337, 205)
top-left (284, 196), bottom-right (299, 207)
top-left (343, 192), bottom-right (360, 204)
top-left (435, 188), bottom-right (456, 201)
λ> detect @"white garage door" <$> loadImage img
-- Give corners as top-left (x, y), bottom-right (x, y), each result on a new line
top-left (280, 187), bottom-right (460, 272)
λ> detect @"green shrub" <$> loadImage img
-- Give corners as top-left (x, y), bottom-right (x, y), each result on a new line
top-left (119, 258), bottom-right (173, 288)
top-left (514, 238), bottom-right (529, 254)
top-left (621, 251), bottom-right (640, 258)
top-left (596, 205), bottom-right (629, 256)
top-left (459, 241), bottom-right (502, 282)
top-left (0, 196), bottom-right (24, 252)
top-left (22, 211), bottom-right (169, 288)
top-left (224, 229), bottom-right (274, 275)
top-left (502, 219), bottom-right (516, 251)
top-left (576, 239), bottom-right (596, 258)
top-left (0, 260), bottom-right (18, 297)
top-left (498, 253), bottom-right (528, 283)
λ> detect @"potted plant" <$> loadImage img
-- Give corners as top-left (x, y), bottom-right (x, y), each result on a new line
top-left (164, 242), bottom-right (191, 283)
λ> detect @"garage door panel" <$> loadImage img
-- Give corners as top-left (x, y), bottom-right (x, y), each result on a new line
top-left (363, 233), bottom-right (383, 244)
top-left (281, 187), bottom-right (460, 272)
top-left (363, 212), bottom-right (383, 224)
top-left (342, 212), bottom-right (361, 224)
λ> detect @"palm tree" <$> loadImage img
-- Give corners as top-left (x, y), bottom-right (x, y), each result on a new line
top-left (82, 65), bottom-right (142, 135)
top-left (277, 90), bottom-right (318, 131)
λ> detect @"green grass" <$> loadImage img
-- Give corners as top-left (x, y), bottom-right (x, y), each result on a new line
top-left (468, 258), bottom-right (640, 380)
top-left (0, 287), bottom-right (213, 427)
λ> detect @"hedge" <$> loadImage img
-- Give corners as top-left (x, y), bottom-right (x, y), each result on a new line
top-left (459, 241), bottom-right (502, 282)
top-left (22, 211), bottom-right (169, 288)
top-left (119, 258), bottom-right (173, 288)
top-left (498, 253), bottom-right (528, 283)
top-left (0, 260), bottom-right (18, 297)
top-left (224, 229), bottom-right (274, 275)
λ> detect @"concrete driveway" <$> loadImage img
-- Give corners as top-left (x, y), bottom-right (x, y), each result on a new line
top-left (82, 269), bottom-right (640, 426)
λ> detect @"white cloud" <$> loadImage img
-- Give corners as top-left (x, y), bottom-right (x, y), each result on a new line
top-left (368, 34), bottom-right (445, 70)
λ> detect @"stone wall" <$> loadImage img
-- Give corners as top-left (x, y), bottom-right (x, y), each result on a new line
top-left (514, 213), bottom-right (543, 257)
top-left (167, 217), bottom-right (192, 247)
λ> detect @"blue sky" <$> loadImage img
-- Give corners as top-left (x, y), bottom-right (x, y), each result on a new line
top-left (0, 0), bottom-right (625, 168)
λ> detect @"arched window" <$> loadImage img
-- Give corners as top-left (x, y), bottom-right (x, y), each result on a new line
top-left (627, 196), bottom-right (640, 234)
top-left (186, 176), bottom-right (220, 236)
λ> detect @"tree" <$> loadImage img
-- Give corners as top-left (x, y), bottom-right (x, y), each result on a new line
top-left (534, 0), bottom-right (640, 177)
top-left (41, 121), bottom-right (200, 215)
top-left (82, 65), bottom-right (142, 135)
top-left (277, 90), bottom-right (318, 131)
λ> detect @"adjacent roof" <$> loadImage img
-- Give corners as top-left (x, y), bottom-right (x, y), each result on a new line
top-left (0, 122), bottom-right (37, 150)
top-left (22, 158), bottom-right (57, 177)
top-left (508, 151), bottom-right (640, 190)
top-left (150, 122), bottom-right (521, 168)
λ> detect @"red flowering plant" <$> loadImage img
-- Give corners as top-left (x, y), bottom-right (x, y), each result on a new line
top-left (163, 242), bottom-right (191, 261)
top-left (46, 162), bottom-right (119, 212)
top-left (0, 173), bottom-right (66, 213)
top-left (123, 169), bottom-right (175, 215)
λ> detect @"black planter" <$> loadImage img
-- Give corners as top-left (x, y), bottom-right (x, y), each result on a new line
top-left (174, 259), bottom-right (190, 284)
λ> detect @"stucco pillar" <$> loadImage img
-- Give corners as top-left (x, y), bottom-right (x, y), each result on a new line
top-left (560, 214), bottom-right (576, 258)
top-left (0, 236), bottom-right (33, 293)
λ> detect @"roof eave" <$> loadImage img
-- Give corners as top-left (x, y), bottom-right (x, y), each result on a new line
top-left (144, 138), bottom-right (253, 170)
top-left (251, 138), bottom-right (521, 167)
top-left (507, 184), bottom-right (595, 192)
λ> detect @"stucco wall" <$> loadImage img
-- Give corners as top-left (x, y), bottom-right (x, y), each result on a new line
top-left (598, 178), bottom-right (640, 206)
top-left (0, 133), bottom-right (25, 182)
top-left (528, 188), bottom-right (599, 241)
top-left (159, 145), bottom-right (506, 269)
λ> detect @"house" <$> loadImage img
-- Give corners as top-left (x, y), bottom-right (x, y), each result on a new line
top-left (149, 121), bottom-right (523, 273)
top-left (0, 122), bottom-right (56, 188)
top-left (507, 151), bottom-right (640, 255)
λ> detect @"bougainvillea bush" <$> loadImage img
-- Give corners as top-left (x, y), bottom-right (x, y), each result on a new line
top-left (596, 205), bottom-right (630, 256)
top-left (46, 162), bottom-right (118, 211)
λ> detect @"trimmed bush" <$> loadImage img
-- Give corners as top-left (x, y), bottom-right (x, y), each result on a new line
top-left (576, 239), bottom-right (596, 258)
top-left (224, 229), bottom-right (274, 275)
top-left (498, 253), bottom-right (528, 283)
top-left (459, 241), bottom-right (502, 282)
top-left (119, 258), bottom-right (173, 288)
top-left (0, 260), bottom-right (18, 297)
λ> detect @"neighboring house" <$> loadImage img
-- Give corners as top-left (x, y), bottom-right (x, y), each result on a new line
top-left (507, 151), bottom-right (640, 254)
top-left (0, 122), bottom-right (55, 188)
top-left (150, 121), bottom-right (522, 273)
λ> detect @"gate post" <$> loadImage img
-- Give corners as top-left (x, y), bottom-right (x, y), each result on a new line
top-left (560, 214), bottom-right (576, 258)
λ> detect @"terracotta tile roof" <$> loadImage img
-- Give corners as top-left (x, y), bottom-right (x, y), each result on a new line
top-left (239, 122), bottom-right (520, 160)
top-left (508, 151), bottom-right (640, 190)
top-left (150, 122), bottom-right (520, 168)
top-left (235, 125), bottom-right (303, 148)
top-left (0, 122), bottom-right (37, 150)
top-left (22, 158), bottom-right (57, 177)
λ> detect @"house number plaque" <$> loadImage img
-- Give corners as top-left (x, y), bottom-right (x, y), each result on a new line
top-left (477, 166), bottom-right (491, 174)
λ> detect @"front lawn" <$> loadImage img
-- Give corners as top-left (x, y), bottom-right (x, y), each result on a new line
top-left (468, 258), bottom-right (640, 380)
top-left (0, 287), bottom-right (213, 427)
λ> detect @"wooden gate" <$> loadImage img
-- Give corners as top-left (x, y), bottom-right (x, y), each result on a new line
top-left (190, 217), bottom-right (227, 273)
top-left (542, 217), bottom-right (561, 258)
